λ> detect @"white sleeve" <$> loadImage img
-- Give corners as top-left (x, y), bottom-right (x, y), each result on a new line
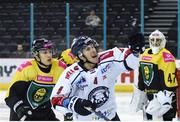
top-left (50, 68), bottom-right (72, 99)
top-left (113, 47), bottom-right (139, 71)
top-left (125, 52), bottom-right (139, 70)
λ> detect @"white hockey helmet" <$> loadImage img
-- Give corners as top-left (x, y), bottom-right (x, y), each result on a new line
top-left (149, 30), bottom-right (166, 54)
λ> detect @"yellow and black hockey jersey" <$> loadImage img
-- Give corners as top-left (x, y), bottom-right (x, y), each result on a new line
top-left (138, 48), bottom-right (178, 100)
top-left (5, 59), bottom-right (66, 110)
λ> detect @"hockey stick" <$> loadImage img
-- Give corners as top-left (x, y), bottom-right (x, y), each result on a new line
top-left (20, 115), bottom-right (27, 121)
top-left (20, 110), bottom-right (32, 121)
top-left (84, 107), bottom-right (110, 121)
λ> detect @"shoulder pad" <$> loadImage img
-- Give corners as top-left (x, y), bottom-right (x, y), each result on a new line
top-left (162, 51), bottom-right (175, 62)
top-left (99, 50), bottom-right (114, 61)
top-left (65, 64), bottom-right (80, 79)
top-left (58, 60), bottom-right (67, 69)
top-left (17, 61), bottom-right (32, 72)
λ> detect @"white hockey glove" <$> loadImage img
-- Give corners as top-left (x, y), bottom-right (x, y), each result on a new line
top-left (130, 86), bottom-right (148, 112)
top-left (145, 90), bottom-right (174, 117)
top-left (156, 90), bottom-right (174, 106)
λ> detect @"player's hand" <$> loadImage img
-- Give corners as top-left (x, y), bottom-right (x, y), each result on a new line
top-left (73, 98), bottom-right (97, 116)
top-left (16, 105), bottom-right (32, 120)
top-left (128, 32), bottom-right (145, 56)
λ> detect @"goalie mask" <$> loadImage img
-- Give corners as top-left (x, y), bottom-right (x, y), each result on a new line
top-left (149, 30), bottom-right (166, 54)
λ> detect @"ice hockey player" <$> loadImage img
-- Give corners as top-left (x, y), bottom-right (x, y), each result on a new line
top-left (50, 34), bottom-right (145, 121)
top-left (58, 48), bottom-right (78, 66)
top-left (4, 38), bottom-right (66, 121)
top-left (131, 30), bottom-right (178, 121)
top-left (58, 48), bottom-right (78, 121)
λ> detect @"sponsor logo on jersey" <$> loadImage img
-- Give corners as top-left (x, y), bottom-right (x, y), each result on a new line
top-left (88, 86), bottom-right (110, 108)
top-left (65, 66), bottom-right (79, 79)
top-left (37, 75), bottom-right (53, 82)
top-left (163, 52), bottom-right (174, 62)
top-left (76, 77), bottom-right (88, 90)
top-left (101, 64), bottom-right (110, 74)
top-left (142, 56), bottom-right (152, 61)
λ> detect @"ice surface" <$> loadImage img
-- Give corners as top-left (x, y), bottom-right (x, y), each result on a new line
top-left (0, 91), bottom-right (153, 121)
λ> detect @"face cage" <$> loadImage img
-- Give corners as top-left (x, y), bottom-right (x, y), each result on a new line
top-left (149, 38), bottom-right (162, 47)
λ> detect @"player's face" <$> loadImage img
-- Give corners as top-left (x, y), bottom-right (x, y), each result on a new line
top-left (82, 44), bottom-right (98, 64)
top-left (39, 49), bottom-right (53, 65)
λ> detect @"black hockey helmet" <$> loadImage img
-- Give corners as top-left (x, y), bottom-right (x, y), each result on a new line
top-left (71, 36), bottom-right (99, 58)
top-left (32, 38), bottom-right (53, 53)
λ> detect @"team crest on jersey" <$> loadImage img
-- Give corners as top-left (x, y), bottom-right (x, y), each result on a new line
top-left (88, 86), bottom-right (110, 108)
top-left (27, 81), bottom-right (54, 109)
top-left (76, 77), bottom-right (88, 90)
top-left (140, 62), bottom-right (154, 86)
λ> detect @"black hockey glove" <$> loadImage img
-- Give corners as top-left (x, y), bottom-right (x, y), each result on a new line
top-left (64, 112), bottom-right (73, 121)
top-left (74, 98), bottom-right (97, 116)
top-left (128, 32), bottom-right (145, 56)
top-left (16, 105), bottom-right (32, 120)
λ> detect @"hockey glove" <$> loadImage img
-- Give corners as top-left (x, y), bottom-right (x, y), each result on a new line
top-left (128, 32), bottom-right (145, 56)
top-left (16, 105), bottom-right (32, 120)
top-left (73, 98), bottom-right (97, 116)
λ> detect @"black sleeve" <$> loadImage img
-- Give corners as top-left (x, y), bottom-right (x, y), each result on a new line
top-left (5, 81), bottom-right (30, 110)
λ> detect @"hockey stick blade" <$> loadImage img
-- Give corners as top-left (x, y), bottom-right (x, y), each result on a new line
top-left (84, 107), bottom-right (110, 121)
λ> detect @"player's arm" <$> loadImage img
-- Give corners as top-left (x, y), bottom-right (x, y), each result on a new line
top-left (5, 64), bottom-right (33, 120)
top-left (5, 68), bottom-right (28, 109)
top-left (117, 32), bottom-right (145, 71)
top-left (50, 69), bottom-right (96, 116)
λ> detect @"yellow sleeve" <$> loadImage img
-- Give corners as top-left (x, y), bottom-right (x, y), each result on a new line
top-left (159, 52), bottom-right (178, 88)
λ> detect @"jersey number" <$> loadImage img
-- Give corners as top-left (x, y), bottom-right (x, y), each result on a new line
top-left (168, 73), bottom-right (176, 83)
top-left (94, 77), bottom-right (98, 84)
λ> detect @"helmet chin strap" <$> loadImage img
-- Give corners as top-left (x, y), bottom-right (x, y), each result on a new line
top-left (80, 54), bottom-right (97, 65)
top-left (37, 60), bottom-right (51, 68)
top-left (35, 53), bottom-right (51, 68)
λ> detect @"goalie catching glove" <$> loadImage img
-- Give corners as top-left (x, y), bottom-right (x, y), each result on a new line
top-left (145, 90), bottom-right (174, 117)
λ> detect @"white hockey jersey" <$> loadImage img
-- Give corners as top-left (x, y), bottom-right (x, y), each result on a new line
top-left (51, 47), bottom-right (139, 120)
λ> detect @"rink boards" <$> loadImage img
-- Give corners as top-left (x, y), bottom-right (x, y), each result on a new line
top-left (0, 58), bottom-right (180, 92)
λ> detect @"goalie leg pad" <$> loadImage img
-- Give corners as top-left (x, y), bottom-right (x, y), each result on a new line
top-left (130, 86), bottom-right (148, 112)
